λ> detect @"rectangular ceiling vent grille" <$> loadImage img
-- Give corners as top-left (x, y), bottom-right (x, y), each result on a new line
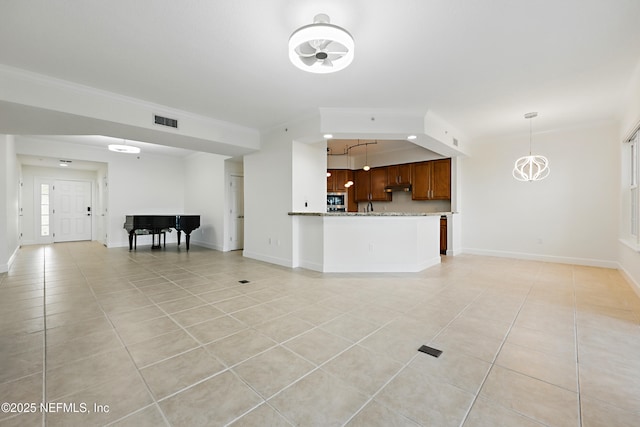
top-left (154, 115), bottom-right (178, 129)
top-left (453, 138), bottom-right (459, 147)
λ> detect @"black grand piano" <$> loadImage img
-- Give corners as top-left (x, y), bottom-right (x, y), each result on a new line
top-left (123, 215), bottom-right (200, 251)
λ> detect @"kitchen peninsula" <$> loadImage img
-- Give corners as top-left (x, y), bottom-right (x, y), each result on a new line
top-left (290, 211), bottom-right (452, 273)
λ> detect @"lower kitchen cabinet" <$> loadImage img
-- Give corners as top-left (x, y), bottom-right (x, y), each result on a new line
top-left (440, 216), bottom-right (447, 254)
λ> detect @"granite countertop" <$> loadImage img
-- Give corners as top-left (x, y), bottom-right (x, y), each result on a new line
top-left (289, 212), bottom-right (456, 217)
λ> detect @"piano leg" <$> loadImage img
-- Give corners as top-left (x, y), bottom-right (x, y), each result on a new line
top-left (151, 229), bottom-right (162, 249)
top-left (186, 233), bottom-right (191, 251)
top-left (177, 231), bottom-right (182, 246)
top-left (129, 231), bottom-right (135, 251)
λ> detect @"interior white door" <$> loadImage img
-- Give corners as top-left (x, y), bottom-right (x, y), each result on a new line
top-left (53, 180), bottom-right (92, 242)
top-left (229, 175), bottom-right (244, 250)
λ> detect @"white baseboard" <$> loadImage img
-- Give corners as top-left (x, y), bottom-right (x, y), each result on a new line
top-left (618, 263), bottom-right (640, 298)
top-left (242, 250), bottom-right (293, 268)
top-left (0, 245), bottom-right (20, 273)
top-left (189, 240), bottom-right (223, 251)
top-left (462, 248), bottom-right (619, 269)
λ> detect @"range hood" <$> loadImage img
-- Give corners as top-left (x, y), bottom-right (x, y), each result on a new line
top-left (384, 184), bottom-right (412, 193)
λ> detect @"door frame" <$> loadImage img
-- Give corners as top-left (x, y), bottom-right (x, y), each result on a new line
top-left (226, 173), bottom-right (244, 251)
top-left (33, 177), bottom-right (94, 244)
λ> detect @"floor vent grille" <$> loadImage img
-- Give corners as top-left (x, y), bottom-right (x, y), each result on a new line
top-left (418, 345), bottom-right (442, 358)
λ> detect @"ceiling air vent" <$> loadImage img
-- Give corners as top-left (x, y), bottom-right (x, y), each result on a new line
top-left (154, 114), bottom-right (178, 129)
top-left (453, 138), bottom-right (459, 147)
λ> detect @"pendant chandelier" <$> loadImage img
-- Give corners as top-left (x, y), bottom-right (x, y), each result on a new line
top-left (512, 112), bottom-right (549, 182)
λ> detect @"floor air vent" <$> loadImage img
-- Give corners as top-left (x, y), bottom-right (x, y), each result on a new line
top-left (418, 345), bottom-right (442, 358)
top-left (154, 114), bottom-right (178, 128)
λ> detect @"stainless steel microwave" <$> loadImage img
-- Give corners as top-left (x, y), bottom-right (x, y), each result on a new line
top-left (327, 193), bottom-right (347, 212)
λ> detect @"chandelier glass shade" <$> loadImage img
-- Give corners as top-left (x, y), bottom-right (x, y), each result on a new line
top-left (512, 112), bottom-right (549, 182)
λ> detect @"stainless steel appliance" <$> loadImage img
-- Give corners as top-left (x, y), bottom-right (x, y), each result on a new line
top-left (327, 193), bottom-right (347, 212)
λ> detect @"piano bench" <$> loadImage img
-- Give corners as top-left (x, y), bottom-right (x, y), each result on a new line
top-left (133, 229), bottom-right (171, 249)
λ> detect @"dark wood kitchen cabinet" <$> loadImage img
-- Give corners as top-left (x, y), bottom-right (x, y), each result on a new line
top-left (387, 163), bottom-right (412, 185)
top-left (440, 216), bottom-right (447, 254)
top-left (354, 167), bottom-right (391, 202)
top-left (412, 158), bottom-right (451, 200)
top-left (327, 169), bottom-right (349, 192)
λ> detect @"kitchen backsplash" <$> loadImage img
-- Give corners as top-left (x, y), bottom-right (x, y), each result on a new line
top-left (356, 191), bottom-right (451, 213)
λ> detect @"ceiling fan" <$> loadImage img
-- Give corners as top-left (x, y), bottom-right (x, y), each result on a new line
top-left (288, 14), bottom-right (355, 74)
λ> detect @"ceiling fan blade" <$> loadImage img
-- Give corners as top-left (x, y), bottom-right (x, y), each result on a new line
top-left (309, 39), bottom-right (328, 50)
top-left (322, 58), bottom-right (333, 67)
top-left (325, 41), bottom-right (347, 52)
top-left (296, 42), bottom-right (317, 56)
top-left (301, 56), bottom-right (318, 66)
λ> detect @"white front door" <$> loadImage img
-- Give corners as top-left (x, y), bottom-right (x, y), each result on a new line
top-left (229, 175), bottom-right (244, 250)
top-left (53, 180), bottom-right (92, 242)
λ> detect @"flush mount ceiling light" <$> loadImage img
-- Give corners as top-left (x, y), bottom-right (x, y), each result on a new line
top-left (289, 13), bottom-right (354, 74)
top-left (512, 112), bottom-right (550, 182)
top-left (108, 140), bottom-right (140, 154)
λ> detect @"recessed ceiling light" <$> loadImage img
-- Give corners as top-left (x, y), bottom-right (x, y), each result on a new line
top-left (323, 134), bottom-right (333, 139)
top-left (407, 135), bottom-right (417, 140)
top-left (108, 143), bottom-right (140, 154)
top-left (59, 160), bottom-right (72, 167)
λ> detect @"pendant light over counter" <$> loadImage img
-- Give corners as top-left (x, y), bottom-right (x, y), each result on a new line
top-left (512, 112), bottom-right (550, 182)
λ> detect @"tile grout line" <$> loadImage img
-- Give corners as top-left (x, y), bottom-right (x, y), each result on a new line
top-left (340, 273), bottom-right (486, 426)
top-left (456, 272), bottom-right (537, 427)
top-left (572, 267), bottom-right (583, 427)
top-left (41, 247), bottom-right (47, 427)
top-left (78, 250), bottom-right (173, 427)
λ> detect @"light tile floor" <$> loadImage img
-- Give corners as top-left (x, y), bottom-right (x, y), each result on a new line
top-left (1, 242), bottom-right (639, 426)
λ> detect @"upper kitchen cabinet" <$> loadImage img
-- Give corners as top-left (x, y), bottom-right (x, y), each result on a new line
top-left (327, 169), bottom-right (349, 192)
top-left (355, 167), bottom-right (391, 202)
top-left (387, 163), bottom-right (412, 185)
top-left (412, 158), bottom-right (451, 200)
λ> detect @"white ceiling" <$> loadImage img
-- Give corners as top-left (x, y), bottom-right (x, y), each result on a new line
top-left (1, 0), bottom-right (640, 150)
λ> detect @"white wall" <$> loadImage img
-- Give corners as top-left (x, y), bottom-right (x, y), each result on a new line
top-left (244, 131), bottom-right (295, 267)
top-left (183, 152), bottom-right (228, 250)
top-left (0, 135), bottom-right (20, 272)
top-left (103, 153), bottom-right (185, 248)
top-left (244, 115), bottom-right (322, 267)
top-left (461, 121), bottom-right (619, 267)
top-left (292, 140), bottom-right (326, 213)
top-left (619, 60), bottom-right (640, 293)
